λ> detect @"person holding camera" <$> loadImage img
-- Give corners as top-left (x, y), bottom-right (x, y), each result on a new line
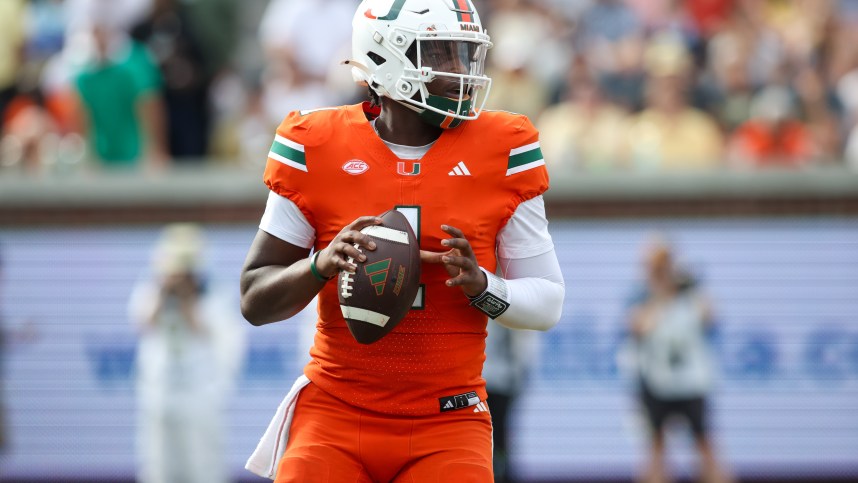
top-left (627, 237), bottom-right (732, 483)
top-left (129, 224), bottom-right (244, 483)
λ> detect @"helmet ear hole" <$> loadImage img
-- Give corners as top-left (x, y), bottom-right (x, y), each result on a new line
top-left (367, 52), bottom-right (386, 66)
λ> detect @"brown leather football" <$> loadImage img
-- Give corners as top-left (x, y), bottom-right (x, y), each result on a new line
top-left (337, 209), bottom-right (421, 344)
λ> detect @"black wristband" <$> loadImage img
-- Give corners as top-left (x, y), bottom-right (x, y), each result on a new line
top-left (468, 267), bottom-right (510, 319)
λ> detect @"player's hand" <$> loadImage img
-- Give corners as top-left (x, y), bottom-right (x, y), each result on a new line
top-left (420, 224), bottom-right (487, 298)
top-left (315, 216), bottom-right (382, 277)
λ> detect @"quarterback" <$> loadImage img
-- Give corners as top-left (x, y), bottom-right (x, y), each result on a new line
top-left (240, 0), bottom-right (565, 481)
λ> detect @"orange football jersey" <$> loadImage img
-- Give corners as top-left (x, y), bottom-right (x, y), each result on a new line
top-left (263, 102), bottom-right (549, 416)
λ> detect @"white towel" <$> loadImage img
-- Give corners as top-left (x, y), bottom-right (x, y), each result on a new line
top-left (245, 374), bottom-right (311, 479)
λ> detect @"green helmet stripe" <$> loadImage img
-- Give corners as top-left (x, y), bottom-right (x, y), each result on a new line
top-left (378, 0), bottom-right (407, 20)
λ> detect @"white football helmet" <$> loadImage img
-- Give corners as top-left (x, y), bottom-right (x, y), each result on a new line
top-left (349, 0), bottom-right (493, 129)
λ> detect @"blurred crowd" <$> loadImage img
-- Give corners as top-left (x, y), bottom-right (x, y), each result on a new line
top-left (488, 0), bottom-right (858, 172)
top-left (2, 0), bottom-right (858, 175)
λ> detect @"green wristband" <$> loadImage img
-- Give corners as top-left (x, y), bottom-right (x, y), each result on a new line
top-left (310, 251), bottom-right (334, 283)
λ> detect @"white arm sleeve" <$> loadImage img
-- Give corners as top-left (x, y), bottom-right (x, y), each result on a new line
top-left (493, 250), bottom-right (565, 331)
top-left (486, 196), bottom-right (565, 331)
top-left (497, 196), bottom-right (555, 259)
top-left (259, 191), bottom-right (316, 249)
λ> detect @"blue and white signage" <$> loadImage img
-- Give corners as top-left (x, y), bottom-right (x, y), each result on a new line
top-left (0, 218), bottom-right (856, 480)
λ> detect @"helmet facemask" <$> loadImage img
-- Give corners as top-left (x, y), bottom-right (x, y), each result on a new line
top-left (402, 34), bottom-right (491, 129)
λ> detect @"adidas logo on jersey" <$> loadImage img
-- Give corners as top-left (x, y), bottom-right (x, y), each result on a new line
top-left (473, 401), bottom-right (489, 413)
top-left (448, 161), bottom-right (471, 176)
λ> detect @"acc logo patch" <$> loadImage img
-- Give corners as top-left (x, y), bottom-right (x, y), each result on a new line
top-left (342, 160), bottom-right (369, 175)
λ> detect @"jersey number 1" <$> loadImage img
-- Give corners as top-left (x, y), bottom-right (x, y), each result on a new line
top-left (395, 205), bottom-right (425, 310)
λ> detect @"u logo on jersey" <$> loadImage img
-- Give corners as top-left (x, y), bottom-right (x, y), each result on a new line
top-left (397, 161), bottom-right (421, 176)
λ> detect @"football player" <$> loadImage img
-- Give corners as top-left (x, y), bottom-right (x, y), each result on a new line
top-left (240, 0), bottom-right (565, 481)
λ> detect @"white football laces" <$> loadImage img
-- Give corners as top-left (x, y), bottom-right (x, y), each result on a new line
top-left (339, 243), bottom-right (362, 299)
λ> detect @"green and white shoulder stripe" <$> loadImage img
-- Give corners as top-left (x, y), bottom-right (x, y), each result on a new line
top-left (507, 141), bottom-right (545, 176)
top-left (269, 134), bottom-right (307, 172)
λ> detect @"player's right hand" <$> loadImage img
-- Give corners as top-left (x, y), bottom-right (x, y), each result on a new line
top-left (314, 216), bottom-right (382, 276)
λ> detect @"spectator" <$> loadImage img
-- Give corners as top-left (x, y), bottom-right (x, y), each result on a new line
top-left (685, 0), bottom-right (736, 40)
top-left (129, 224), bottom-right (246, 483)
top-left (846, 127), bottom-right (858, 169)
top-left (793, 65), bottom-right (842, 163)
top-left (0, 0), bottom-right (27, 133)
top-left (728, 85), bottom-right (814, 168)
top-left (626, 236), bottom-right (732, 483)
top-left (537, 66), bottom-right (629, 172)
top-left (0, 83), bottom-right (60, 174)
top-left (257, 0), bottom-right (358, 122)
top-left (487, 58), bottom-right (552, 123)
top-left (207, 70), bottom-right (259, 163)
top-left (24, 0), bottom-right (67, 64)
top-left (840, 66), bottom-right (858, 169)
top-left (68, 2), bottom-right (168, 170)
top-left (131, 0), bottom-right (238, 160)
top-left (624, 35), bottom-right (724, 170)
top-left (625, 0), bottom-right (677, 33)
top-left (575, 0), bottom-right (646, 110)
top-left (487, 0), bottom-right (573, 101)
top-left (699, 15), bottom-right (754, 132)
top-left (65, 0), bottom-right (153, 35)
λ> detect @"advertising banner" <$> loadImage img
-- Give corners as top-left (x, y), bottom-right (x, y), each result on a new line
top-left (0, 218), bottom-right (856, 480)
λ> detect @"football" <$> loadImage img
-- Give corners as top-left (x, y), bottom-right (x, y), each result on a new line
top-left (338, 209), bottom-right (421, 344)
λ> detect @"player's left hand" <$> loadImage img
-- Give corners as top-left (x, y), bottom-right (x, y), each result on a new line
top-left (420, 224), bottom-right (487, 298)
